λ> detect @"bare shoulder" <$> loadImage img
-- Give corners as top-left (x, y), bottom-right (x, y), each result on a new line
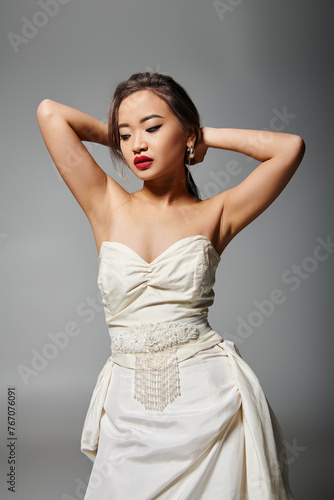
top-left (193, 191), bottom-right (233, 254)
top-left (88, 173), bottom-right (131, 245)
top-left (105, 173), bottom-right (131, 208)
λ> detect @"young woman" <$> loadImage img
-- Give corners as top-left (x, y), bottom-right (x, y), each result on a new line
top-left (37, 72), bottom-right (305, 499)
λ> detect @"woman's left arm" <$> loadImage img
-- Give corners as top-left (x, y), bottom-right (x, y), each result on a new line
top-left (201, 127), bottom-right (306, 239)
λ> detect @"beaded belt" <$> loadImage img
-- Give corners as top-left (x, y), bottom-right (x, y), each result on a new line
top-left (111, 322), bottom-right (200, 411)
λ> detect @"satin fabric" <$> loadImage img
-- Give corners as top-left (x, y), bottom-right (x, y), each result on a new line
top-left (81, 235), bottom-right (293, 499)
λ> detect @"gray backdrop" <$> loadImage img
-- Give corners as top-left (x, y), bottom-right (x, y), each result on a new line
top-left (1, 0), bottom-right (333, 499)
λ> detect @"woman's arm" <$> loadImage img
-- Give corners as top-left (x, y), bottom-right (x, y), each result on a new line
top-left (37, 99), bottom-right (127, 223)
top-left (200, 127), bottom-right (305, 241)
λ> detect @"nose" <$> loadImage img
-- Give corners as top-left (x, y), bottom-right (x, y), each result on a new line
top-left (131, 131), bottom-right (148, 153)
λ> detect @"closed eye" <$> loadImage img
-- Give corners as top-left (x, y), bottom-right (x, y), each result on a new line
top-left (147, 125), bottom-right (162, 133)
top-left (120, 124), bottom-right (162, 142)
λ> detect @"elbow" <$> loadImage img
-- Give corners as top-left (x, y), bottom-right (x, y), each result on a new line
top-left (288, 134), bottom-right (306, 166)
top-left (291, 134), bottom-right (306, 155)
top-left (36, 99), bottom-right (54, 120)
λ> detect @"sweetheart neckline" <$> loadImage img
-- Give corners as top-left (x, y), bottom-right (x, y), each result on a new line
top-left (98, 235), bottom-right (221, 265)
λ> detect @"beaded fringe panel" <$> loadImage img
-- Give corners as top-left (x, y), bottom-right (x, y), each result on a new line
top-left (112, 322), bottom-right (199, 411)
top-left (134, 349), bottom-right (180, 411)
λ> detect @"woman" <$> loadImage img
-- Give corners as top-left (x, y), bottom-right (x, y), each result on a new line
top-left (37, 72), bottom-right (305, 499)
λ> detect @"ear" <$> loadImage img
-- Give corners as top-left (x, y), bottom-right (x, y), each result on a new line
top-left (186, 126), bottom-right (197, 148)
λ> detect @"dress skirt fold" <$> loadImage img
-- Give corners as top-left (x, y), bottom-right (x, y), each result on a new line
top-left (82, 341), bottom-right (292, 500)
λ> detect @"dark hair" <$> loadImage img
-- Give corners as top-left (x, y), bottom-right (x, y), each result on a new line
top-left (108, 72), bottom-right (201, 199)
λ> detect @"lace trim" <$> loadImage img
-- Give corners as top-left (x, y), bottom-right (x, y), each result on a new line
top-left (112, 322), bottom-right (199, 411)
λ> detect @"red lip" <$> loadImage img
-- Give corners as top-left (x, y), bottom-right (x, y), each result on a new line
top-left (134, 155), bottom-right (153, 166)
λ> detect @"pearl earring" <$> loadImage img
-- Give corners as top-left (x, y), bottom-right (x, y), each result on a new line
top-left (186, 145), bottom-right (195, 168)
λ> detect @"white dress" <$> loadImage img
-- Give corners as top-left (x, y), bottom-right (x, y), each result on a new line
top-left (81, 235), bottom-right (293, 499)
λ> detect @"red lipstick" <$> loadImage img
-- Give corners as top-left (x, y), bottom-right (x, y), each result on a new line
top-left (134, 156), bottom-right (153, 168)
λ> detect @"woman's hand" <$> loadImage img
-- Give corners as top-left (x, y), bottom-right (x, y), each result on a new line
top-left (190, 127), bottom-right (209, 165)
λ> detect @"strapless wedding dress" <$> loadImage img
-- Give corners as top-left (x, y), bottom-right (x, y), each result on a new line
top-left (81, 235), bottom-right (293, 499)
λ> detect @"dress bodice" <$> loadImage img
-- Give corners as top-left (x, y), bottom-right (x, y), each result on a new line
top-left (97, 235), bottom-right (221, 335)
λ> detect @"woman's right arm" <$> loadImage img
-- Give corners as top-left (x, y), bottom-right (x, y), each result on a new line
top-left (36, 99), bottom-right (127, 224)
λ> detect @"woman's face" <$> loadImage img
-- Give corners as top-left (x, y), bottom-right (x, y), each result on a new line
top-left (118, 89), bottom-right (192, 182)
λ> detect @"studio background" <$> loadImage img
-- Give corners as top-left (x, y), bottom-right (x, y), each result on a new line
top-left (1, 0), bottom-right (333, 498)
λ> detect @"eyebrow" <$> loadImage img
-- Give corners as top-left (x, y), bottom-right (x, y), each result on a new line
top-left (118, 114), bottom-right (165, 130)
